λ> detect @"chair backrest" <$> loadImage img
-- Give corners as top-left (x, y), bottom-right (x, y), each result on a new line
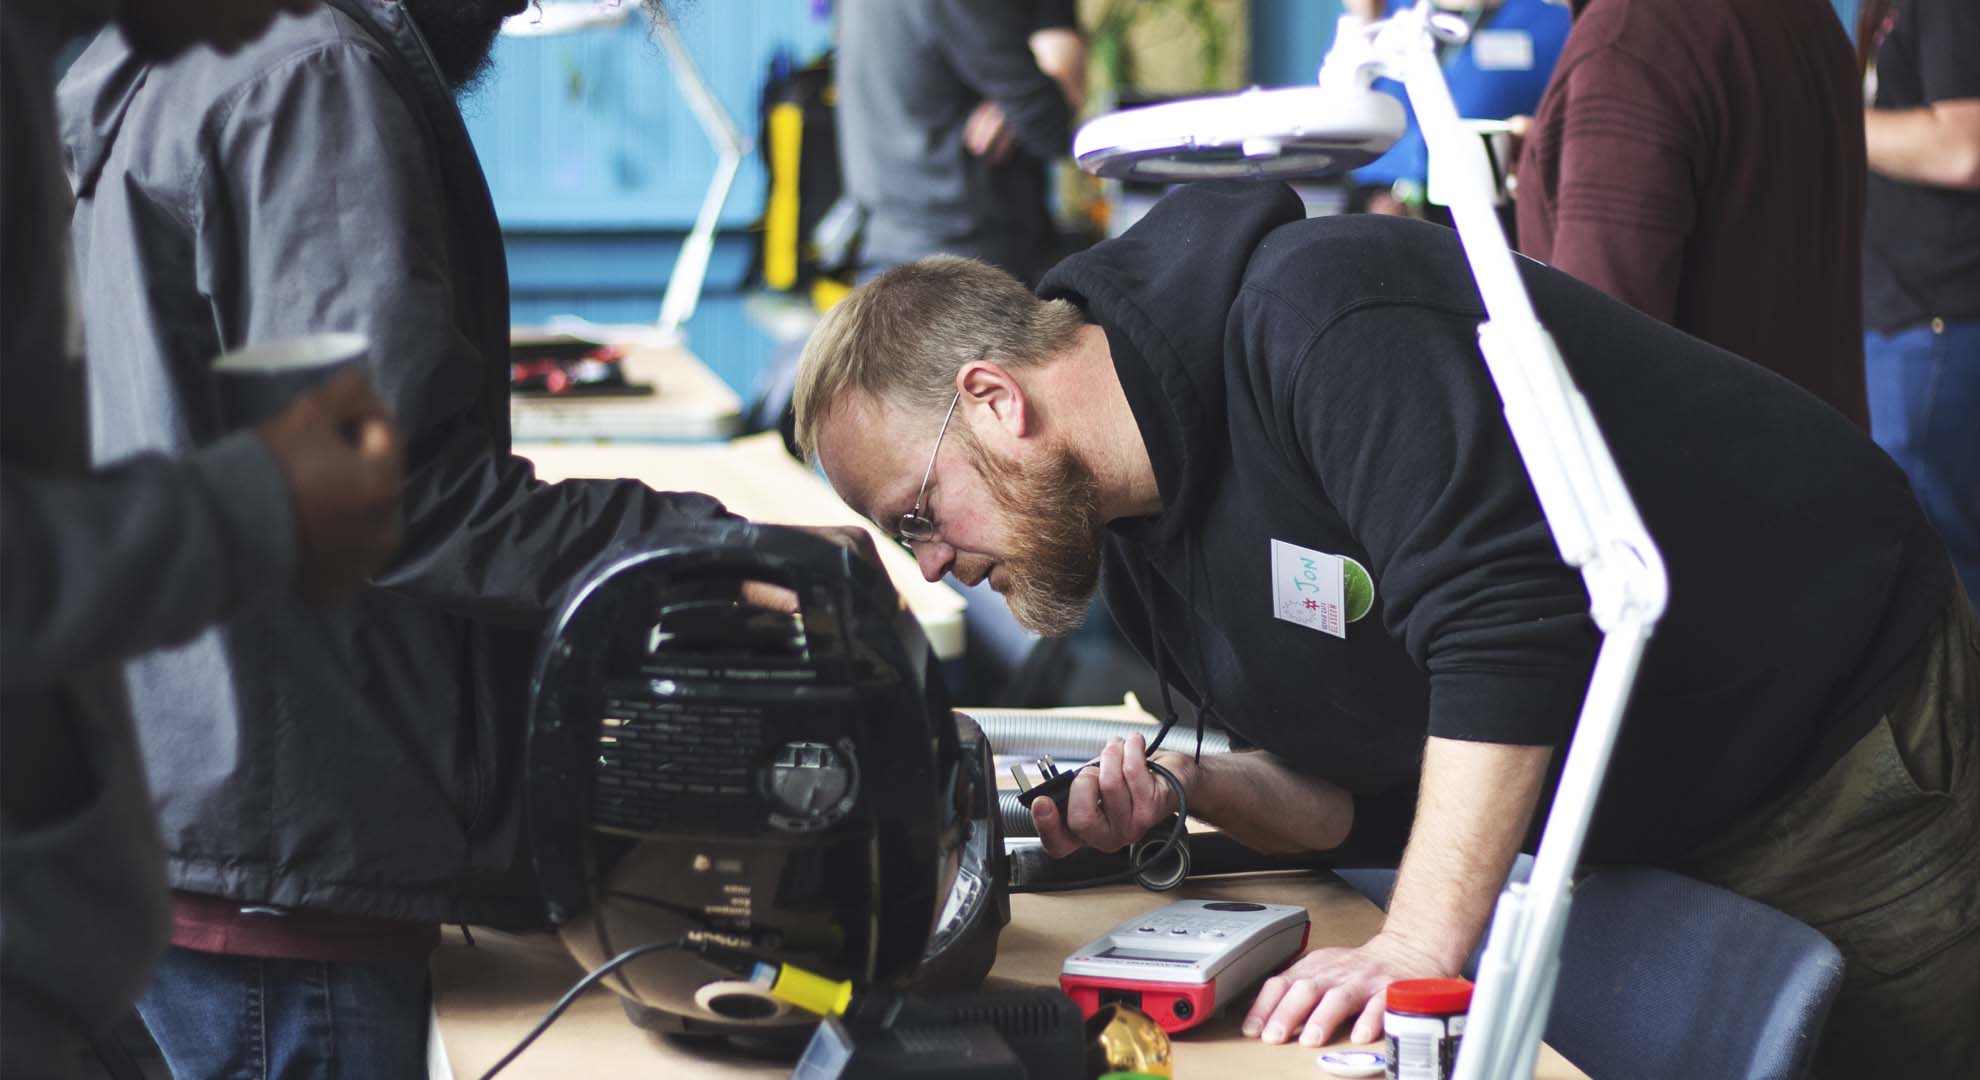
top-left (1546, 866), bottom-right (1842, 1080)
top-left (1333, 864), bottom-right (1842, 1080)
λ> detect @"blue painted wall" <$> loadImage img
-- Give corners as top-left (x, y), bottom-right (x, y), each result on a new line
top-left (1251, 0), bottom-right (1344, 88)
top-left (473, 0), bottom-right (1866, 400)
top-left (465, 5), bottom-right (833, 400)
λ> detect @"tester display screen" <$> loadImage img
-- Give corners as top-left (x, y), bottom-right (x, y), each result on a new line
top-left (1094, 945), bottom-right (1195, 966)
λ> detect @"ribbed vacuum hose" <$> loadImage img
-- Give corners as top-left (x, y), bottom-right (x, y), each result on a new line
top-left (999, 791), bottom-right (1037, 836)
top-left (959, 710), bottom-right (1230, 764)
top-left (970, 710), bottom-right (1230, 838)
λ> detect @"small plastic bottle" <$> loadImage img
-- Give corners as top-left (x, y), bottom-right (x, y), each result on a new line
top-left (1384, 977), bottom-right (1473, 1080)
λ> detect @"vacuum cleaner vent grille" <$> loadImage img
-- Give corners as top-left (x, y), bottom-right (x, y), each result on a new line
top-left (593, 696), bottom-right (768, 831)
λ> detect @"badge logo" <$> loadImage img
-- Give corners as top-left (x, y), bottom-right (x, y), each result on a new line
top-left (1341, 556), bottom-right (1374, 624)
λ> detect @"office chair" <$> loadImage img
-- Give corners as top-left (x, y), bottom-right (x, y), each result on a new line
top-left (1337, 864), bottom-right (1843, 1080)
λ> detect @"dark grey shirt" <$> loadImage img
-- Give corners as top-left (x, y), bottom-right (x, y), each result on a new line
top-left (837, 0), bottom-right (1073, 282)
top-left (1, 0), bottom-right (288, 1065)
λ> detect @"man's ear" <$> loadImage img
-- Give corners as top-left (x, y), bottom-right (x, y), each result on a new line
top-left (957, 360), bottom-right (1030, 440)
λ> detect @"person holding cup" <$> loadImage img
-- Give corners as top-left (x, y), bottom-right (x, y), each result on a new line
top-left (54, 0), bottom-right (881, 1073)
top-left (1, 0), bottom-right (404, 1076)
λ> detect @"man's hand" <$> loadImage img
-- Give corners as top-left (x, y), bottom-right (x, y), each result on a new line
top-left (964, 100), bottom-right (1018, 164)
top-left (741, 524), bottom-right (887, 613)
top-left (1365, 190), bottom-right (1416, 218)
top-left (255, 369), bottom-right (403, 604)
top-left (1030, 733), bottom-right (1196, 856)
top-left (1241, 930), bottom-right (1453, 1047)
top-left (788, 523), bottom-right (884, 568)
top-left (1504, 114), bottom-right (1532, 197)
top-left (1239, 738), bottom-right (1551, 1046)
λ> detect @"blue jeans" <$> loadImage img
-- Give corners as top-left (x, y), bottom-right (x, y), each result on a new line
top-left (137, 947), bottom-right (429, 1080)
top-left (1866, 318), bottom-right (1980, 605)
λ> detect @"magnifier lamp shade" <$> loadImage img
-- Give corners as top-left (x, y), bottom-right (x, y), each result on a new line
top-left (1074, 84), bottom-right (1406, 181)
top-left (498, 1), bottom-right (636, 37)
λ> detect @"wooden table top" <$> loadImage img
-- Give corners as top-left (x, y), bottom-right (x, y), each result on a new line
top-left (430, 873), bottom-right (1588, 1079)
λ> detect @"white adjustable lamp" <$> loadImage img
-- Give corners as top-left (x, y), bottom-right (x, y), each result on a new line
top-left (501, 2), bottom-right (749, 343)
top-left (1076, 6), bottom-right (1669, 1079)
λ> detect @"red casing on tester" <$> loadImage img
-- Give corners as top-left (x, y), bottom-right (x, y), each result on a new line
top-left (1059, 921), bottom-right (1309, 1034)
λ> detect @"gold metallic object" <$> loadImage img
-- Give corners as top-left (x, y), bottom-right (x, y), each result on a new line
top-left (1085, 1002), bottom-right (1173, 1077)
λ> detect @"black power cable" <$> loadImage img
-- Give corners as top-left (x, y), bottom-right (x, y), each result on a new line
top-left (475, 939), bottom-right (688, 1080)
top-left (1010, 761), bottom-right (1189, 894)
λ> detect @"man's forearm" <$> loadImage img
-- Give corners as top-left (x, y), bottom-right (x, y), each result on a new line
top-left (1380, 738), bottom-right (1551, 972)
top-left (931, 0), bottom-right (1071, 158)
top-left (0, 435), bottom-right (295, 688)
top-left (1866, 102), bottom-right (1980, 190)
top-left (1029, 27), bottom-right (1085, 115)
top-left (1156, 749), bottom-right (1354, 854)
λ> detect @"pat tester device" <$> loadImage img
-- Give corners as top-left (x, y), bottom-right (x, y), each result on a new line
top-left (1059, 899), bottom-right (1309, 1033)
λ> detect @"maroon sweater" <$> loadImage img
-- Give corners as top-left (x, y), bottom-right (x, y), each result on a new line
top-left (1517, 0), bottom-right (1869, 429)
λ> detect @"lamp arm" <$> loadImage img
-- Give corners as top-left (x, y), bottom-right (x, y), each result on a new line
top-left (1334, 7), bottom-right (1671, 1078)
top-left (651, 13), bottom-right (752, 339)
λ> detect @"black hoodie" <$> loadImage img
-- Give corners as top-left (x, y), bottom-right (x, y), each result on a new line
top-left (1038, 183), bottom-right (1949, 866)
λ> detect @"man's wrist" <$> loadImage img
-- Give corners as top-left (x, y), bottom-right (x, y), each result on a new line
top-left (1374, 917), bottom-right (1474, 977)
top-left (1148, 749), bottom-right (1201, 819)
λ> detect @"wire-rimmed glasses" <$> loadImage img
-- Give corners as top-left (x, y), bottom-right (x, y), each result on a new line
top-left (897, 390), bottom-right (964, 547)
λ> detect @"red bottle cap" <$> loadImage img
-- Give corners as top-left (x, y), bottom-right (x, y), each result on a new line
top-left (1385, 978), bottom-right (1474, 1015)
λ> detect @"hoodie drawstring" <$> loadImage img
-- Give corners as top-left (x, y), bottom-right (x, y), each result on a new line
top-left (1181, 533), bottom-right (1222, 761)
top-left (1127, 543), bottom-right (1222, 763)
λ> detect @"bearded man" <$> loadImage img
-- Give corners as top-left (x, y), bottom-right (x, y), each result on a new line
top-left (793, 182), bottom-right (1979, 1075)
top-left (51, 1), bottom-right (786, 1072)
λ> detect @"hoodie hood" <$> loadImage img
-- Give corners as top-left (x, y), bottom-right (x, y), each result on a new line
top-left (1036, 182), bottom-right (1305, 538)
top-left (58, 26), bottom-right (147, 198)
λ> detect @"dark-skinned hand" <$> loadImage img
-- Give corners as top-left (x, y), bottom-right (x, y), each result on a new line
top-left (254, 369), bottom-right (403, 604)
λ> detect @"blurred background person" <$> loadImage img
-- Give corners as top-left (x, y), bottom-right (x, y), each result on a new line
top-left (1515, 0), bottom-right (1870, 428)
top-left (1343, 0), bottom-right (1568, 231)
top-left (1, 0), bottom-right (403, 1075)
top-left (836, 0), bottom-right (1078, 286)
top-left (1859, 0), bottom-right (1980, 605)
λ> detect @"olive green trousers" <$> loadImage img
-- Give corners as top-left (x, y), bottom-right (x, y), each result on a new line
top-left (1677, 588), bottom-right (1980, 1078)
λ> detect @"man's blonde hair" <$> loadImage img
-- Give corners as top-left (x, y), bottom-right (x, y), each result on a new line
top-left (791, 255), bottom-right (1087, 462)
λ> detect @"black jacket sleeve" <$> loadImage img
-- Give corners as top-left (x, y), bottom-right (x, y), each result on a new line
top-left (1267, 293), bottom-right (1597, 748)
top-left (1915, 0), bottom-right (1980, 103)
top-left (205, 42), bottom-right (734, 629)
top-left (0, 433), bottom-right (297, 687)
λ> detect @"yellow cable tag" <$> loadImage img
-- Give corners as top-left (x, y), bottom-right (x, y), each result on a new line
top-left (768, 964), bottom-right (855, 1017)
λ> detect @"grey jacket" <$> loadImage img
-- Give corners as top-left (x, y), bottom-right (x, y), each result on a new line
top-left (59, 0), bottom-right (732, 926)
top-left (837, 0), bottom-right (1072, 282)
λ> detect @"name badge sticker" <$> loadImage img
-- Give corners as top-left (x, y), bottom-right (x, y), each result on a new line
top-left (1272, 540), bottom-right (1345, 637)
top-left (1472, 29), bottom-right (1535, 71)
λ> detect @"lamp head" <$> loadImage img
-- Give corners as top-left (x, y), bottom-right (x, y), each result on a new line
top-left (1073, 83), bottom-right (1405, 182)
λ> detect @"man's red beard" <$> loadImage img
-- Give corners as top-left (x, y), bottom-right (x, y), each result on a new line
top-left (960, 428), bottom-right (1105, 637)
